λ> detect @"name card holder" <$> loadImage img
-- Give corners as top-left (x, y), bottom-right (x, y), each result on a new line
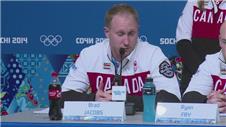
top-left (155, 103), bottom-right (218, 124)
top-left (63, 101), bottom-right (125, 121)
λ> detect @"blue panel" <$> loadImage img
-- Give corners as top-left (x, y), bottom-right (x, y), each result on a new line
top-left (1, 1), bottom-right (185, 57)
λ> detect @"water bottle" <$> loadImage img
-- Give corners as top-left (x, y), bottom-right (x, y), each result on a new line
top-left (143, 74), bottom-right (156, 122)
top-left (48, 72), bottom-right (62, 120)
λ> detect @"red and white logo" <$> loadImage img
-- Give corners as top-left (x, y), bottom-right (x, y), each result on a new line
top-left (211, 75), bottom-right (226, 94)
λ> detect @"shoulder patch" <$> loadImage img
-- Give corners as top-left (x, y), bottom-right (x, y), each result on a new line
top-left (159, 60), bottom-right (174, 78)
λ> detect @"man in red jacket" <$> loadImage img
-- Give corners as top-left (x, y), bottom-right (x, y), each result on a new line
top-left (182, 21), bottom-right (226, 113)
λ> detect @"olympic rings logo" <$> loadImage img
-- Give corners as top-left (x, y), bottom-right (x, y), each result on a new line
top-left (40, 35), bottom-right (62, 46)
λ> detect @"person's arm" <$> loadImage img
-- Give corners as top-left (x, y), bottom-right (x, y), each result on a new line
top-left (156, 90), bottom-right (180, 103)
top-left (149, 46), bottom-right (181, 100)
top-left (61, 80), bottom-right (112, 107)
top-left (183, 90), bottom-right (226, 113)
top-left (182, 91), bottom-right (207, 103)
top-left (60, 90), bottom-right (112, 107)
top-left (60, 90), bottom-right (96, 107)
top-left (61, 48), bottom-right (95, 107)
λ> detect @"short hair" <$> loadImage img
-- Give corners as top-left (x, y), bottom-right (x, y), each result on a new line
top-left (105, 4), bottom-right (139, 28)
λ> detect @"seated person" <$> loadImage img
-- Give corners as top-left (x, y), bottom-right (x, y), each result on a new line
top-left (182, 21), bottom-right (226, 113)
top-left (176, 0), bottom-right (226, 94)
top-left (61, 3), bottom-right (181, 111)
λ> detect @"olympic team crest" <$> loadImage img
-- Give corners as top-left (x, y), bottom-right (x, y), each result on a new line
top-left (159, 60), bottom-right (174, 78)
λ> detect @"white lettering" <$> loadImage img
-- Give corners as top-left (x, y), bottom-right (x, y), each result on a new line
top-left (207, 12), bottom-right (213, 24)
top-left (138, 76), bottom-right (144, 91)
top-left (104, 77), bottom-right (111, 91)
top-left (76, 37), bottom-right (94, 44)
top-left (199, 11), bottom-right (206, 22)
top-left (95, 38), bottom-right (105, 43)
top-left (160, 38), bottom-right (176, 45)
top-left (96, 76), bottom-right (103, 89)
top-left (124, 79), bottom-right (131, 94)
top-left (214, 79), bottom-right (222, 91)
top-left (194, 10), bottom-right (216, 24)
top-left (217, 12), bottom-right (224, 24)
top-left (0, 37), bottom-right (11, 44)
top-left (194, 9), bottom-right (200, 22)
top-left (132, 78), bottom-right (139, 93)
top-left (12, 37), bottom-right (28, 44)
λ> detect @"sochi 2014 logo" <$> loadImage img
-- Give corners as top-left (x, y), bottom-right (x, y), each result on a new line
top-left (40, 34), bottom-right (62, 46)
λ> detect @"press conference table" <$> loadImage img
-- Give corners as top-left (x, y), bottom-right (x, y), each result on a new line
top-left (1, 109), bottom-right (226, 127)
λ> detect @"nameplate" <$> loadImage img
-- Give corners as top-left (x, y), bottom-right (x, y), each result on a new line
top-left (155, 103), bottom-right (218, 124)
top-left (112, 86), bottom-right (126, 101)
top-left (63, 101), bottom-right (125, 121)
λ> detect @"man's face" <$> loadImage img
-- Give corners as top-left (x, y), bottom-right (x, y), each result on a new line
top-left (104, 13), bottom-right (138, 60)
top-left (220, 38), bottom-right (226, 57)
top-left (220, 23), bottom-right (226, 59)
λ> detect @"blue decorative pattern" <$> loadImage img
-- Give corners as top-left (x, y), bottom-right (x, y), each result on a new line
top-left (1, 55), bottom-right (25, 115)
top-left (1, 54), bottom-right (70, 115)
top-left (15, 54), bottom-right (43, 79)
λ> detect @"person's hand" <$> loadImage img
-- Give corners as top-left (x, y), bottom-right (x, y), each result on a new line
top-left (207, 90), bottom-right (226, 113)
top-left (95, 80), bottom-right (112, 101)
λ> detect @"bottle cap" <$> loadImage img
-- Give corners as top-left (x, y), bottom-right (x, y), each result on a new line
top-left (51, 72), bottom-right (58, 78)
top-left (146, 74), bottom-right (153, 82)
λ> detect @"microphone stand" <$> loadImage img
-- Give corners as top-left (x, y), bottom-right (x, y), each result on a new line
top-left (119, 48), bottom-right (136, 115)
top-left (113, 48), bottom-right (125, 86)
top-left (119, 48), bottom-right (125, 86)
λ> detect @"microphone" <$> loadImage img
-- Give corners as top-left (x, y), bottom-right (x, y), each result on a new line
top-left (119, 48), bottom-right (125, 57)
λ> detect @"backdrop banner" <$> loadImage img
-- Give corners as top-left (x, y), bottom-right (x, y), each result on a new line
top-left (0, 1), bottom-right (185, 115)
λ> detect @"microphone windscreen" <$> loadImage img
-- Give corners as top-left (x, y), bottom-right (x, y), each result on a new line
top-left (119, 48), bottom-right (125, 56)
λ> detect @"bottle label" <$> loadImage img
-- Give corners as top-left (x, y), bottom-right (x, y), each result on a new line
top-left (143, 87), bottom-right (156, 95)
top-left (49, 88), bottom-right (61, 100)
